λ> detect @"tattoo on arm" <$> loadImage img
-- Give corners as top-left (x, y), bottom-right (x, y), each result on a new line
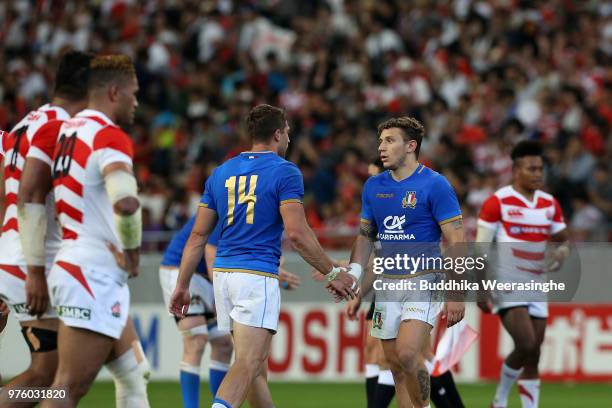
top-left (359, 221), bottom-right (377, 240)
top-left (417, 369), bottom-right (430, 402)
top-left (451, 218), bottom-right (463, 230)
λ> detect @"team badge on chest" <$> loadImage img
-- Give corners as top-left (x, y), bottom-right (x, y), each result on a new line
top-left (402, 191), bottom-right (417, 209)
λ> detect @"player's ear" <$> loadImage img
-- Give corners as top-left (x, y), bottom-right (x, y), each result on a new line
top-left (108, 84), bottom-right (120, 102)
top-left (273, 128), bottom-right (281, 143)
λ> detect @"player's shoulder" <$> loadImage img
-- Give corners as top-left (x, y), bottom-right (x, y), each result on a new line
top-left (419, 165), bottom-right (453, 190)
top-left (535, 189), bottom-right (556, 203)
top-left (364, 171), bottom-right (389, 189)
top-left (273, 156), bottom-right (301, 173)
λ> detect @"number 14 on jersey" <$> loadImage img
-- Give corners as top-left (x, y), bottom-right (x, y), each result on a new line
top-left (225, 175), bottom-right (258, 225)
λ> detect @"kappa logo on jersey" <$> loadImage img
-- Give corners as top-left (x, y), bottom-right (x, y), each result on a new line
top-left (507, 209), bottom-right (524, 218)
top-left (111, 302), bottom-right (121, 318)
top-left (376, 193), bottom-right (394, 199)
top-left (383, 215), bottom-right (406, 233)
top-left (402, 191), bottom-right (417, 209)
top-left (56, 305), bottom-right (91, 320)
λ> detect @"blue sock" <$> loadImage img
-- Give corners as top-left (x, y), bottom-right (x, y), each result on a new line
top-left (209, 360), bottom-right (230, 397)
top-left (212, 397), bottom-right (232, 408)
top-left (180, 363), bottom-right (200, 408)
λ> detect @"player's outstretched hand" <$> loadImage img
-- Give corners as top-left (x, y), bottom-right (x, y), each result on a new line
top-left (279, 269), bottom-right (301, 290)
top-left (442, 301), bottom-right (465, 327)
top-left (169, 286), bottom-right (191, 318)
top-left (345, 293), bottom-right (362, 320)
top-left (326, 271), bottom-right (360, 303)
top-left (0, 300), bottom-right (9, 333)
top-left (25, 266), bottom-right (49, 317)
top-left (107, 242), bottom-right (140, 277)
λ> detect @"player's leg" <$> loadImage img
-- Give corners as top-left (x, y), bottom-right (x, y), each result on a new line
top-left (105, 316), bottom-right (151, 408)
top-left (374, 338), bottom-right (396, 408)
top-left (212, 322), bottom-right (273, 408)
top-left (380, 339), bottom-right (411, 408)
top-left (207, 322), bottom-right (232, 398)
top-left (41, 322), bottom-right (114, 407)
top-left (0, 319), bottom-right (58, 408)
top-left (492, 306), bottom-right (536, 407)
top-left (245, 354), bottom-right (274, 408)
top-left (365, 302), bottom-right (380, 408)
top-left (423, 331), bottom-right (465, 408)
top-left (175, 314), bottom-right (208, 408)
top-left (517, 304), bottom-right (547, 408)
top-left (395, 319), bottom-right (432, 408)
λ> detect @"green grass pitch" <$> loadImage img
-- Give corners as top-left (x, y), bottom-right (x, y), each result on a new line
top-left (81, 381), bottom-right (611, 407)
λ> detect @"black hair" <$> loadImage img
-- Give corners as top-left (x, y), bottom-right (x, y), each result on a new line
top-left (54, 51), bottom-right (95, 101)
top-left (511, 140), bottom-right (543, 162)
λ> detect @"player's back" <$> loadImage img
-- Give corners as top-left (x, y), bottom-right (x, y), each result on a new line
top-left (201, 151), bottom-right (303, 277)
top-left (52, 109), bottom-right (134, 280)
top-left (0, 104), bottom-right (67, 267)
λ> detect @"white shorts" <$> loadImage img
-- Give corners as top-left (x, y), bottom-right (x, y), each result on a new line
top-left (213, 271), bottom-right (280, 333)
top-left (48, 261), bottom-right (129, 339)
top-left (159, 266), bottom-right (215, 316)
top-left (493, 301), bottom-right (548, 319)
top-left (0, 264), bottom-right (57, 322)
top-left (370, 276), bottom-right (444, 340)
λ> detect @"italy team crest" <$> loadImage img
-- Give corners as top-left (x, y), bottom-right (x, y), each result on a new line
top-left (402, 191), bottom-right (417, 209)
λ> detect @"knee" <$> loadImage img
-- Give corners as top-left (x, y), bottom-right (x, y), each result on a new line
top-left (235, 354), bottom-right (267, 378)
top-left (396, 348), bottom-right (420, 374)
top-left (515, 337), bottom-right (538, 357)
top-left (55, 375), bottom-right (93, 401)
top-left (27, 366), bottom-right (56, 387)
top-left (210, 335), bottom-right (233, 361)
top-left (184, 333), bottom-right (207, 356)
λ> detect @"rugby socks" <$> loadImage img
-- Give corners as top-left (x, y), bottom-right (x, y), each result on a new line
top-left (180, 362), bottom-right (200, 408)
top-left (365, 364), bottom-right (380, 408)
top-left (212, 397), bottom-right (232, 408)
top-left (493, 363), bottom-right (523, 407)
top-left (375, 369), bottom-right (395, 408)
top-left (517, 379), bottom-right (540, 408)
top-left (430, 371), bottom-right (465, 408)
top-left (209, 360), bottom-right (230, 397)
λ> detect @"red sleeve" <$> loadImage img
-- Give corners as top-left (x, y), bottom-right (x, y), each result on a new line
top-left (93, 126), bottom-right (134, 159)
top-left (479, 195), bottom-right (501, 223)
top-left (30, 120), bottom-right (63, 159)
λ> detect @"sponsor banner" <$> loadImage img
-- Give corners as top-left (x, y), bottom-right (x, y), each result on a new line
top-left (480, 304), bottom-right (612, 382)
top-left (1, 303), bottom-right (610, 381)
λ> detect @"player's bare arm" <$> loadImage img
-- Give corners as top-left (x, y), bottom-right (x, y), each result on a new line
top-left (103, 161), bottom-right (142, 277)
top-left (204, 242), bottom-right (217, 282)
top-left (440, 217), bottom-right (466, 327)
top-left (170, 205), bottom-right (218, 317)
top-left (346, 255), bottom-right (377, 320)
top-left (0, 299), bottom-right (8, 333)
top-left (475, 223), bottom-right (496, 313)
top-left (548, 228), bottom-right (570, 271)
top-left (280, 201), bottom-right (358, 300)
top-left (17, 156), bottom-right (53, 317)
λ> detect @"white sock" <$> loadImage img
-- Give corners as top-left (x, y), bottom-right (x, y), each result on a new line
top-left (365, 364), bottom-right (379, 378)
top-left (493, 363), bottom-right (522, 406)
top-left (378, 369), bottom-right (395, 386)
top-left (106, 345), bottom-right (151, 408)
top-left (518, 379), bottom-right (540, 408)
top-left (180, 361), bottom-right (200, 375)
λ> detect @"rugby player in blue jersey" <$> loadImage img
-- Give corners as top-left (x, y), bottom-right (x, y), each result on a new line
top-left (169, 104), bottom-right (358, 408)
top-left (347, 117), bottom-right (465, 408)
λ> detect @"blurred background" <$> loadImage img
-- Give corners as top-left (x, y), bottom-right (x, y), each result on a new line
top-left (1, 0), bottom-right (610, 248)
top-left (1, 0), bottom-right (611, 406)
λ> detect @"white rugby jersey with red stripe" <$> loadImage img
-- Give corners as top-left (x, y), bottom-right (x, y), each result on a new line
top-left (478, 185), bottom-right (566, 277)
top-left (0, 104), bottom-right (66, 268)
top-left (52, 109), bottom-right (134, 282)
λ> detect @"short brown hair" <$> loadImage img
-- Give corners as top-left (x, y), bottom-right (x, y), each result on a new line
top-left (246, 104), bottom-right (287, 143)
top-left (377, 117), bottom-right (425, 158)
top-left (88, 55), bottom-right (136, 89)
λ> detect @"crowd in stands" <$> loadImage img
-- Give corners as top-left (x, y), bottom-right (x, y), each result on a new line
top-left (1, 0), bottom-right (611, 246)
